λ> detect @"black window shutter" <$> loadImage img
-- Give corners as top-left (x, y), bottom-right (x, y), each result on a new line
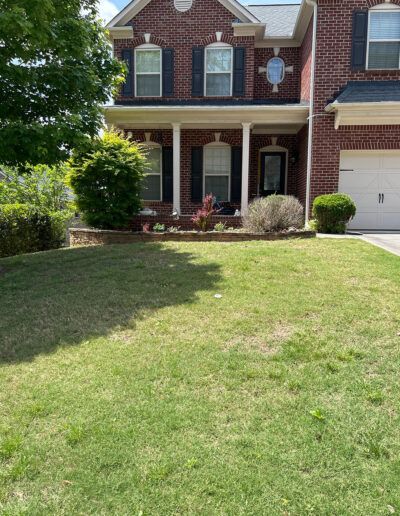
top-left (351, 11), bottom-right (368, 70)
top-left (231, 147), bottom-right (242, 202)
top-left (192, 47), bottom-right (204, 96)
top-left (121, 49), bottom-right (133, 96)
top-left (162, 48), bottom-right (174, 97)
top-left (233, 47), bottom-right (245, 97)
top-left (162, 147), bottom-right (173, 202)
top-left (191, 147), bottom-right (203, 202)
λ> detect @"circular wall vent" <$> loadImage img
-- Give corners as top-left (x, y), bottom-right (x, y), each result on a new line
top-left (174, 0), bottom-right (192, 12)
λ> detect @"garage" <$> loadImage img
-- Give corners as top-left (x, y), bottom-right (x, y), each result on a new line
top-left (339, 151), bottom-right (400, 230)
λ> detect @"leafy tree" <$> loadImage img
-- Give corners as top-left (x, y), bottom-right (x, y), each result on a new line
top-left (0, 164), bottom-right (72, 212)
top-left (0, 0), bottom-right (124, 167)
top-left (67, 131), bottom-right (147, 229)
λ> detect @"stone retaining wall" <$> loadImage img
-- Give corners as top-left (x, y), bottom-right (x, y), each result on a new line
top-left (70, 228), bottom-right (316, 246)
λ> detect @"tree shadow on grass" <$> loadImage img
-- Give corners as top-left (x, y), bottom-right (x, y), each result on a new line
top-left (0, 243), bottom-right (221, 363)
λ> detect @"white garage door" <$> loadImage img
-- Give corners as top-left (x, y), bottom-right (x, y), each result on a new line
top-left (339, 151), bottom-right (400, 230)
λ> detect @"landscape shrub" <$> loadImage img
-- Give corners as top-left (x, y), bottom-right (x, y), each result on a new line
top-left (192, 194), bottom-right (215, 232)
top-left (0, 204), bottom-right (66, 257)
top-left (242, 195), bottom-right (304, 233)
top-left (0, 164), bottom-right (72, 212)
top-left (312, 194), bottom-right (356, 234)
top-left (67, 131), bottom-right (147, 229)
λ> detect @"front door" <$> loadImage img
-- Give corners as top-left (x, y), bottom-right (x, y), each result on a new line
top-left (260, 152), bottom-right (286, 196)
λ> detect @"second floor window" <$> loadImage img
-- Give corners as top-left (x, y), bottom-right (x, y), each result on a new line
top-left (368, 10), bottom-right (400, 69)
top-left (135, 46), bottom-right (162, 97)
top-left (205, 45), bottom-right (233, 97)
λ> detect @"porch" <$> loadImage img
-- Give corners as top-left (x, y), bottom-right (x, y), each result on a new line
top-left (105, 104), bottom-right (309, 228)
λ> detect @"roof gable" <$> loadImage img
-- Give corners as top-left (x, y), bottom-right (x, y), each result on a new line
top-left (107, 0), bottom-right (260, 27)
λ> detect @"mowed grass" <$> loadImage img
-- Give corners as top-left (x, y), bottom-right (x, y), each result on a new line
top-left (1, 239), bottom-right (400, 515)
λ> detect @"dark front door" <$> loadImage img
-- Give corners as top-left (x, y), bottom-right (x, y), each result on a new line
top-left (260, 152), bottom-right (286, 196)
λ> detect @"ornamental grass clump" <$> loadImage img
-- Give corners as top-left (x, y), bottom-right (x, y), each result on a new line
top-left (312, 193), bottom-right (356, 234)
top-left (192, 194), bottom-right (215, 232)
top-left (243, 195), bottom-right (304, 233)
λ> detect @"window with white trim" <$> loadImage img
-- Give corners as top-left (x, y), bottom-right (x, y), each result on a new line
top-left (204, 144), bottom-right (231, 201)
top-left (205, 44), bottom-right (233, 97)
top-left (367, 9), bottom-right (400, 69)
top-left (135, 45), bottom-right (162, 97)
top-left (142, 145), bottom-right (162, 201)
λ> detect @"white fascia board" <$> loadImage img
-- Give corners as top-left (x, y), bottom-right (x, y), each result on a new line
top-left (104, 104), bottom-right (309, 126)
top-left (325, 101), bottom-right (400, 129)
top-left (232, 23), bottom-right (265, 40)
top-left (292, 0), bottom-right (313, 44)
top-left (107, 0), bottom-right (258, 28)
top-left (107, 26), bottom-right (134, 40)
top-left (255, 37), bottom-right (300, 48)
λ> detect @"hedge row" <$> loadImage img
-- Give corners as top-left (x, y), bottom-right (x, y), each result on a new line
top-left (0, 204), bottom-right (67, 258)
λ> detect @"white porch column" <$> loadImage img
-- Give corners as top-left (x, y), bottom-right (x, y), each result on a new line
top-left (172, 123), bottom-right (181, 214)
top-left (241, 122), bottom-right (251, 215)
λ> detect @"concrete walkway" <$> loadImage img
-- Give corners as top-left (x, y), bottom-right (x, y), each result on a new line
top-left (317, 232), bottom-right (400, 257)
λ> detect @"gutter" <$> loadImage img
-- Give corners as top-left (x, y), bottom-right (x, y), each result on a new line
top-left (305, 0), bottom-right (317, 225)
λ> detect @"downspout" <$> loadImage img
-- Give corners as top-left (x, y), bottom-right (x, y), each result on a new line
top-left (305, 0), bottom-right (318, 225)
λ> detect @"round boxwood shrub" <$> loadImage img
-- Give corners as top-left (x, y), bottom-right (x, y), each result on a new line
top-left (0, 204), bottom-right (67, 258)
top-left (312, 193), bottom-right (356, 234)
top-left (67, 131), bottom-right (147, 229)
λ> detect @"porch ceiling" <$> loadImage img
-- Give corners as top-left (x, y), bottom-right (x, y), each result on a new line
top-left (104, 104), bottom-right (309, 131)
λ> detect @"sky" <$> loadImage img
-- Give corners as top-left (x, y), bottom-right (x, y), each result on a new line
top-left (98, 0), bottom-right (301, 23)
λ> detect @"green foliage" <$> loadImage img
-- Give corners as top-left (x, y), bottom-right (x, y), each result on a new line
top-left (0, 164), bottom-right (72, 212)
top-left (312, 194), bottom-right (356, 234)
top-left (243, 195), bottom-right (304, 233)
top-left (67, 131), bottom-right (146, 229)
top-left (153, 223), bottom-right (165, 233)
top-left (0, 0), bottom-right (124, 166)
top-left (0, 203), bottom-right (67, 257)
top-left (214, 222), bottom-right (227, 232)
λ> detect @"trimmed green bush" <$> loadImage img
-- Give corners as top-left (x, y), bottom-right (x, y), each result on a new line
top-left (67, 131), bottom-right (147, 229)
top-left (242, 195), bottom-right (304, 233)
top-left (312, 194), bottom-right (356, 234)
top-left (0, 204), bottom-right (66, 258)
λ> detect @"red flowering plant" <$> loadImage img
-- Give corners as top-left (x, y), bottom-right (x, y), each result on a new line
top-left (191, 194), bottom-right (215, 232)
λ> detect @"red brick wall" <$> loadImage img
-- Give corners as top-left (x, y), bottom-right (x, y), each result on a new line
top-left (310, 0), bottom-right (400, 206)
top-left (114, 0), bottom-right (255, 101)
top-left (300, 17), bottom-right (313, 102)
top-left (253, 48), bottom-right (300, 101)
top-left (296, 125), bottom-right (309, 206)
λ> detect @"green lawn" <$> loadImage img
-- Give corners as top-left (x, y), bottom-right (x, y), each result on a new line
top-left (1, 239), bottom-right (400, 515)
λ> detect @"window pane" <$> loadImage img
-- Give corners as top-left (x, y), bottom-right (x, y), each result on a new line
top-left (206, 73), bottom-right (231, 96)
top-left (136, 75), bottom-right (160, 96)
top-left (136, 50), bottom-right (161, 73)
top-left (267, 57), bottom-right (285, 85)
top-left (204, 147), bottom-right (231, 175)
top-left (145, 147), bottom-right (161, 173)
top-left (205, 176), bottom-right (229, 201)
top-left (368, 42), bottom-right (400, 69)
top-left (370, 12), bottom-right (400, 40)
top-left (142, 174), bottom-right (161, 200)
top-left (206, 48), bottom-right (232, 72)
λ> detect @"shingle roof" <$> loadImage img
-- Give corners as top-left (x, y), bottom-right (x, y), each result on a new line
top-left (245, 4), bottom-right (301, 37)
top-left (334, 81), bottom-right (400, 104)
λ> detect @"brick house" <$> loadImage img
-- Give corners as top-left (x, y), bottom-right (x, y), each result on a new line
top-left (105, 0), bottom-right (400, 231)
